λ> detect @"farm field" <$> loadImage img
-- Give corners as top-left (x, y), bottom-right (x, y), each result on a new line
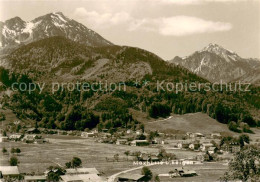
top-left (0, 134), bottom-right (229, 180)
top-left (0, 135), bottom-right (201, 177)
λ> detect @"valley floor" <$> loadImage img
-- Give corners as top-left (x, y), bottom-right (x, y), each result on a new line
top-left (0, 135), bottom-right (229, 181)
top-left (1, 111), bottom-right (259, 181)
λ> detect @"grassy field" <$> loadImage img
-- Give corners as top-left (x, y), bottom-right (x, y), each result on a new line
top-left (146, 112), bottom-right (232, 134)
top-left (146, 112), bottom-right (260, 140)
top-left (0, 135), bottom-right (222, 178)
top-left (0, 136), bottom-right (230, 181)
top-left (0, 136), bottom-right (164, 176)
top-left (126, 162), bottom-right (228, 182)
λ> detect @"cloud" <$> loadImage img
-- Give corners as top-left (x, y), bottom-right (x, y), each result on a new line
top-left (74, 7), bottom-right (132, 28)
top-left (73, 8), bottom-right (232, 36)
top-left (157, 16), bottom-right (232, 36)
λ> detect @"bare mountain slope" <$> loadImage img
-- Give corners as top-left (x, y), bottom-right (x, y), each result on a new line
top-left (1, 36), bottom-right (203, 82)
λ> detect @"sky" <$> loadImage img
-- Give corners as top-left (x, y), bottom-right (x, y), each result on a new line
top-left (0, 0), bottom-right (259, 60)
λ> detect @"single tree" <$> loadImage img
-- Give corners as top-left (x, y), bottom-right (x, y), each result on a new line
top-left (47, 166), bottom-right (65, 182)
top-left (2, 147), bottom-right (7, 154)
top-left (220, 146), bottom-right (259, 182)
top-left (154, 174), bottom-right (160, 182)
top-left (10, 156), bottom-right (19, 166)
top-left (65, 162), bottom-right (72, 168)
top-left (16, 148), bottom-right (21, 154)
top-left (124, 151), bottom-right (130, 161)
top-left (238, 134), bottom-right (250, 148)
top-left (71, 157), bottom-right (82, 168)
top-left (141, 167), bottom-right (153, 181)
top-left (11, 148), bottom-right (16, 154)
top-left (140, 124), bottom-right (145, 133)
top-left (114, 154), bottom-right (119, 162)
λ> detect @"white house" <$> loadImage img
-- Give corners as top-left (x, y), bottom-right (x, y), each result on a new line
top-left (9, 134), bottom-right (22, 140)
top-left (200, 143), bottom-right (213, 151)
top-left (81, 132), bottom-right (95, 138)
top-left (130, 140), bottom-right (149, 146)
top-left (211, 133), bottom-right (221, 139)
top-left (135, 130), bottom-right (143, 135)
top-left (0, 166), bottom-right (20, 178)
top-left (126, 129), bottom-right (132, 134)
top-left (177, 142), bottom-right (182, 149)
top-left (0, 137), bottom-right (8, 143)
top-left (60, 174), bottom-right (103, 182)
top-left (189, 143), bottom-right (200, 150)
top-left (208, 147), bottom-right (216, 154)
top-left (194, 133), bottom-right (204, 138)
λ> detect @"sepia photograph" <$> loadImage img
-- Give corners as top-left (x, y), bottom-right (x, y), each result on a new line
top-left (0, 0), bottom-right (259, 181)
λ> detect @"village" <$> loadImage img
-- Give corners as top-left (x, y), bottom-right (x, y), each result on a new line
top-left (1, 119), bottom-right (257, 182)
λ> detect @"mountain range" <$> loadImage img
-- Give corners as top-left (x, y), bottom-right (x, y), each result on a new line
top-left (170, 43), bottom-right (260, 84)
top-left (0, 12), bottom-right (259, 133)
top-left (0, 12), bottom-right (260, 84)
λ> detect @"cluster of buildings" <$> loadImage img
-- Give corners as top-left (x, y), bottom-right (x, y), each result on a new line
top-left (1, 133), bottom-right (46, 144)
top-left (0, 166), bottom-right (103, 182)
top-left (80, 129), bottom-right (241, 157)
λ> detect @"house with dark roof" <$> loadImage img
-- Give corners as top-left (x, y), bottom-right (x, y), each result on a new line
top-left (174, 167), bottom-right (197, 177)
top-left (117, 174), bottom-right (146, 182)
top-left (180, 170), bottom-right (197, 177)
top-left (116, 139), bottom-right (128, 145)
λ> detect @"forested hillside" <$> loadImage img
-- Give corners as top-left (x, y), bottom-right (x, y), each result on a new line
top-left (1, 65), bottom-right (259, 134)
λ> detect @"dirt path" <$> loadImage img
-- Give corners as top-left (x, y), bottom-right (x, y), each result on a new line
top-left (149, 116), bottom-right (173, 124)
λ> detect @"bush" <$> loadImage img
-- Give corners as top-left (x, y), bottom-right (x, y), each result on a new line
top-left (2, 147), bottom-right (7, 154)
top-left (0, 112), bottom-right (6, 121)
top-left (242, 115), bottom-right (257, 127)
top-left (11, 148), bottom-right (21, 154)
top-left (228, 121), bottom-right (241, 133)
top-left (242, 123), bottom-right (254, 134)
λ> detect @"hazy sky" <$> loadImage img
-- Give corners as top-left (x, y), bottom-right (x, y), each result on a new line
top-left (0, 0), bottom-right (259, 60)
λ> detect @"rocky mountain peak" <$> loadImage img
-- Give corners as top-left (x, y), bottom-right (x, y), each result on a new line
top-left (4, 16), bottom-right (26, 30)
top-left (0, 12), bottom-right (112, 48)
top-left (200, 43), bottom-right (239, 60)
top-left (170, 43), bottom-right (260, 83)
